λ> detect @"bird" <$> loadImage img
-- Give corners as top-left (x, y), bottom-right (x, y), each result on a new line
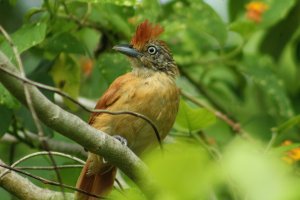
top-left (75, 20), bottom-right (180, 200)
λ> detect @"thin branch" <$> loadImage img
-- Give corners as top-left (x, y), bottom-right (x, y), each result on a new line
top-left (0, 51), bottom-right (158, 198)
top-left (0, 159), bottom-right (73, 200)
top-left (179, 67), bottom-right (230, 116)
top-left (0, 65), bottom-right (162, 149)
top-left (0, 163), bottom-right (102, 199)
top-left (0, 151), bottom-right (84, 180)
top-left (16, 164), bottom-right (83, 170)
top-left (181, 90), bottom-right (252, 139)
top-left (0, 26), bottom-right (66, 197)
top-left (264, 130), bottom-right (278, 153)
top-left (1, 132), bottom-right (88, 159)
top-left (11, 151), bottom-right (85, 166)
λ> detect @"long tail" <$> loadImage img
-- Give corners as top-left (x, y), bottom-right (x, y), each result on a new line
top-left (75, 153), bottom-right (117, 200)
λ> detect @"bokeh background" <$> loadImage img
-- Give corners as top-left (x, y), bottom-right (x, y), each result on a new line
top-left (1, 0), bottom-right (300, 199)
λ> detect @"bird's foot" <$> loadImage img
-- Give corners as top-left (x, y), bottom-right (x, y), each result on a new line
top-left (113, 135), bottom-right (128, 146)
top-left (103, 135), bottom-right (128, 164)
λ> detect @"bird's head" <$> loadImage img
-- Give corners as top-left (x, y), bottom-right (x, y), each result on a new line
top-left (113, 20), bottom-right (178, 77)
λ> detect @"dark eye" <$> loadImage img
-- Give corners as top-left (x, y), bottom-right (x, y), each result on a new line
top-left (147, 46), bottom-right (157, 55)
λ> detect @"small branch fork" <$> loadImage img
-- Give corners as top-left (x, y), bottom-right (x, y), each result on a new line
top-left (0, 152), bottom-right (101, 199)
top-left (0, 163), bottom-right (102, 199)
top-left (0, 26), bottom-right (67, 198)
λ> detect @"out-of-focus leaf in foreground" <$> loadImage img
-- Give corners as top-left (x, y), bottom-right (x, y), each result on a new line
top-left (223, 139), bottom-right (300, 200)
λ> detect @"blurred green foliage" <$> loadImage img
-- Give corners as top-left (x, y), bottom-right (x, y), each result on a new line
top-left (1, 0), bottom-right (300, 199)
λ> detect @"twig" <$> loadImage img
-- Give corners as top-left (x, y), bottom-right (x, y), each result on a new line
top-left (0, 163), bottom-right (103, 199)
top-left (264, 130), bottom-right (278, 153)
top-left (1, 132), bottom-right (87, 159)
top-left (181, 90), bottom-right (252, 139)
top-left (0, 159), bottom-right (73, 200)
top-left (0, 151), bottom-right (85, 179)
top-left (0, 26), bottom-right (66, 197)
top-left (16, 165), bottom-right (83, 170)
top-left (12, 151), bottom-right (85, 166)
top-left (0, 65), bottom-right (163, 149)
top-left (115, 178), bottom-right (124, 191)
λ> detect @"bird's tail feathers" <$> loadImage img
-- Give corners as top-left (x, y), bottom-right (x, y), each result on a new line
top-left (75, 154), bottom-right (116, 200)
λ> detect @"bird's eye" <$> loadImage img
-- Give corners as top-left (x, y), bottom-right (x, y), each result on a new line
top-left (147, 46), bottom-right (157, 55)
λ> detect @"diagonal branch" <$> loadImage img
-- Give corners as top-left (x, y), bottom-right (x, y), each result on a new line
top-left (0, 161), bottom-right (101, 199)
top-left (0, 51), bottom-right (158, 198)
top-left (0, 159), bottom-right (73, 200)
top-left (1, 132), bottom-right (88, 159)
top-left (0, 65), bottom-right (162, 149)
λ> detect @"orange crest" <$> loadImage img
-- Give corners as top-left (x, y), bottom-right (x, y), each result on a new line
top-left (131, 20), bottom-right (164, 49)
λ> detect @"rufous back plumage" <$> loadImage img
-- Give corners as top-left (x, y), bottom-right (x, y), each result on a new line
top-left (131, 20), bottom-right (164, 50)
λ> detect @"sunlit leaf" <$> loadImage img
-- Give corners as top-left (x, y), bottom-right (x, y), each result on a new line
top-left (145, 141), bottom-right (219, 200)
top-left (135, 0), bottom-right (161, 21)
top-left (224, 139), bottom-right (299, 200)
top-left (0, 22), bottom-right (47, 61)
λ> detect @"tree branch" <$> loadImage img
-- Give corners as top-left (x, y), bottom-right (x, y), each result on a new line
top-left (26, 131), bottom-right (88, 159)
top-left (0, 159), bottom-right (73, 200)
top-left (0, 51), bottom-right (157, 197)
top-left (0, 65), bottom-right (162, 149)
top-left (1, 132), bottom-right (88, 159)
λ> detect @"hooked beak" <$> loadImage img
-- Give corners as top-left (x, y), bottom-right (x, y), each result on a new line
top-left (113, 44), bottom-right (142, 58)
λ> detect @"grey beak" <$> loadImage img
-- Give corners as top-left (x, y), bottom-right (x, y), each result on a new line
top-left (113, 44), bottom-right (142, 58)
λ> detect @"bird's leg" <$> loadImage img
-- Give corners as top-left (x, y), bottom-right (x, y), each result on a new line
top-left (103, 135), bottom-right (128, 164)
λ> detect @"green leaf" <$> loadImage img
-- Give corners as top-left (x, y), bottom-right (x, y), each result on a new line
top-left (43, 33), bottom-right (87, 54)
top-left (242, 55), bottom-right (294, 119)
top-left (80, 52), bottom-right (129, 98)
top-left (259, 1), bottom-right (300, 60)
top-left (175, 99), bottom-right (216, 132)
top-left (76, 0), bottom-right (137, 6)
top-left (145, 141), bottom-right (218, 199)
top-left (273, 143), bottom-right (300, 155)
top-left (187, 0), bottom-right (228, 46)
top-left (89, 3), bottom-right (132, 38)
top-left (0, 84), bottom-right (19, 109)
top-left (50, 54), bottom-right (81, 110)
top-left (272, 115), bottom-right (300, 135)
top-left (97, 53), bottom-right (130, 84)
top-left (224, 139), bottom-right (298, 200)
top-left (230, 19), bottom-right (257, 39)
top-left (0, 22), bottom-right (47, 61)
top-left (135, 0), bottom-right (161, 21)
top-left (261, 0), bottom-right (296, 28)
top-left (164, 0), bottom-right (227, 55)
top-left (0, 105), bottom-right (13, 137)
top-left (228, 0), bottom-right (248, 21)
